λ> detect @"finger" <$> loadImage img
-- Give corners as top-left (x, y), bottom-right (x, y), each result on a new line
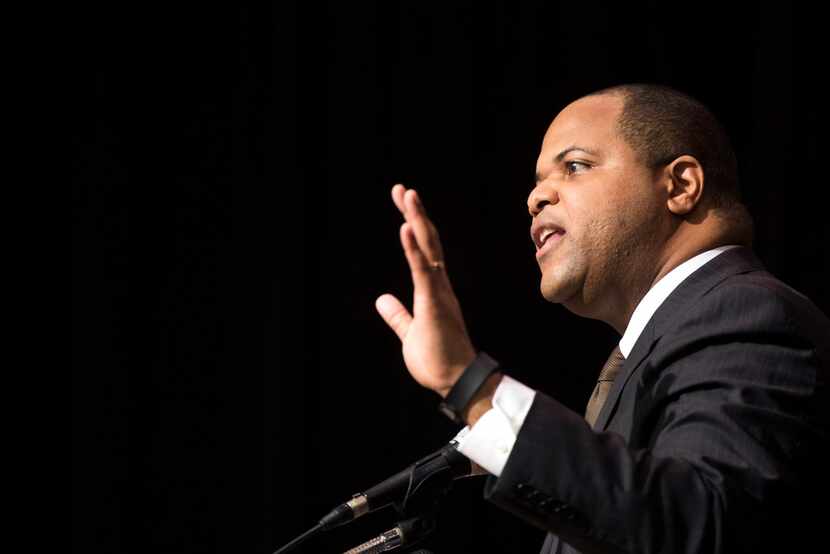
top-left (400, 222), bottom-right (430, 274)
top-left (375, 293), bottom-right (412, 341)
top-left (391, 183), bottom-right (407, 216)
top-left (401, 222), bottom-right (446, 295)
top-left (404, 189), bottom-right (445, 265)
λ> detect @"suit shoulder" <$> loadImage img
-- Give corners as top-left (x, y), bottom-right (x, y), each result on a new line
top-left (659, 268), bottom-right (830, 364)
top-left (704, 270), bottom-right (829, 337)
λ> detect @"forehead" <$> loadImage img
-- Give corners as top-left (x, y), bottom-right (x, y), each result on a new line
top-left (538, 94), bottom-right (625, 161)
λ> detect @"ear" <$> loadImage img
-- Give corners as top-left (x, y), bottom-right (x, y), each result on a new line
top-left (664, 155), bottom-right (704, 216)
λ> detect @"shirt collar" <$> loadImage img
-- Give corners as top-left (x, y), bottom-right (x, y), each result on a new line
top-left (618, 245), bottom-right (741, 358)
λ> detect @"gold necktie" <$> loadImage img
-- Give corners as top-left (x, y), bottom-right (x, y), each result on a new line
top-left (584, 345), bottom-right (625, 427)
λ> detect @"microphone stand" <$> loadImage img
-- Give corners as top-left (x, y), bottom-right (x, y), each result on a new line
top-left (341, 514), bottom-right (436, 554)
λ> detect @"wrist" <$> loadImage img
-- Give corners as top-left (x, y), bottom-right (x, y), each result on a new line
top-left (462, 371), bottom-right (502, 426)
top-left (438, 360), bottom-right (475, 399)
top-left (437, 351), bottom-right (501, 424)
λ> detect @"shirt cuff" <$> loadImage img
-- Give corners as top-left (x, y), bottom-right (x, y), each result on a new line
top-left (452, 375), bottom-right (536, 477)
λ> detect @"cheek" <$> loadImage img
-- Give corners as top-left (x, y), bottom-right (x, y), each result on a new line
top-left (568, 198), bottom-right (616, 247)
top-left (560, 175), bottom-right (654, 248)
top-left (571, 196), bottom-right (646, 264)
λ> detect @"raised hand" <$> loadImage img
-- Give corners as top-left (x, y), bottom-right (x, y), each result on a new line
top-left (375, 184), bottom-right (477, 397)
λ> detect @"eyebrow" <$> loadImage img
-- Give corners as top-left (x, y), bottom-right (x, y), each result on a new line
top-left (535, 145), bottom-right (600, 184)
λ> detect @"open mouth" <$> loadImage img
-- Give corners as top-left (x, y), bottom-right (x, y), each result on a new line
top-left (536, 229), bottom-right (565, 257)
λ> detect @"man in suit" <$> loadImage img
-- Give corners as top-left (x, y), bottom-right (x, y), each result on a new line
top-left (374, 84), bottom-right (829, 553)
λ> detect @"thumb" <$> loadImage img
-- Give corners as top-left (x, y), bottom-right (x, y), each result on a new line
top-left (375, 293), bottom-right (412, 341)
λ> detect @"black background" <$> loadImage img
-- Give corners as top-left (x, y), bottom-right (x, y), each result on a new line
top-left (74, 2), bottom-right (826, 553)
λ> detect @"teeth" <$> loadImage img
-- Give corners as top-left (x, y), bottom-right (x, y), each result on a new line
top-left (540, 229), bottom-right (556, 245)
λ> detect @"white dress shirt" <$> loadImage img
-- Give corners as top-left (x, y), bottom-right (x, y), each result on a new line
top-left (453, 245), bottom-right (740, 476)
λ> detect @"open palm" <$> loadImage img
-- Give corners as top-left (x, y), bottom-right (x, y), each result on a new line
top-left (375, 184), bottom-right (477, 397)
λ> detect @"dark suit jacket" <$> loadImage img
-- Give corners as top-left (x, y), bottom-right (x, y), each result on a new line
top-left (483, 247), bottom-right (830, 553)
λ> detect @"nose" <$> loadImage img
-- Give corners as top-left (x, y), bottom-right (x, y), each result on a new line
top-left (527, 181), bottom-right (559, 217)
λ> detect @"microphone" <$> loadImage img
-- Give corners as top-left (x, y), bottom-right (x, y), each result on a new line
top-left (272, 440), bottom-right (475, 553)
top-left (318, 440), bottom-right (472, 531)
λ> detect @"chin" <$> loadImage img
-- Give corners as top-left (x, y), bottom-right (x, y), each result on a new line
top-left (539, 258), bottom-right (581, 302)
top-left (539, 276), bottom-right (578, 305)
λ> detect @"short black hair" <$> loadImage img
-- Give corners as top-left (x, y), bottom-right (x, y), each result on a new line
top-left (586, 83), bottom-right (741, 211)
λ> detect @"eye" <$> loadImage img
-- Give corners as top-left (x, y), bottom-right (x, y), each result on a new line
top-left (565, 160), bottom-right (591, 175)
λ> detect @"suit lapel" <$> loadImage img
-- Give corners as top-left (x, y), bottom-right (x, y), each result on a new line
top-left (591, 326), bottom-right (654, 431)
top-left (592, 246), bottom-right (764, 432)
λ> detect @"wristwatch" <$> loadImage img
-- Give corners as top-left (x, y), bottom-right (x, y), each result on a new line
top-left (438, 351), bottom-right (500, 424)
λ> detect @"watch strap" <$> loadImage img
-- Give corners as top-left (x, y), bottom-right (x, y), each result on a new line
top-left (438, 351), bottom-right (500, 424)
